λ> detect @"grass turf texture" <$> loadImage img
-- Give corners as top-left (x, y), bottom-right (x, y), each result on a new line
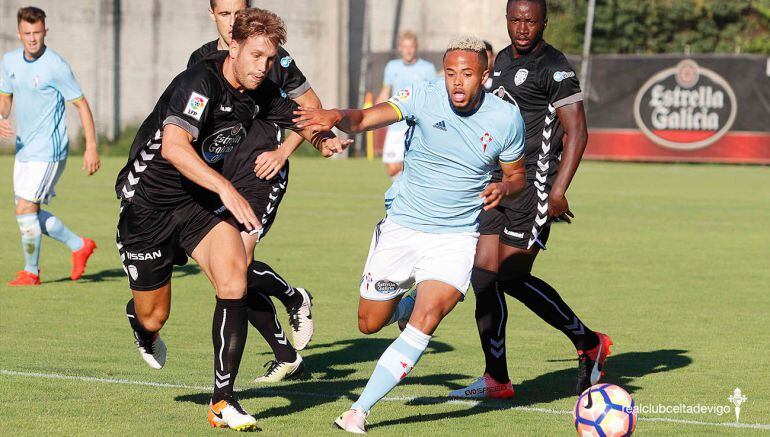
top-left (1, 156), bottom-right (768, 436)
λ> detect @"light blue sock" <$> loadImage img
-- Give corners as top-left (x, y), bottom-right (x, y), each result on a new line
top-left (17, 213), bottom-right (42, 275)
top-left (352, 323), bottom-right (431, 412)
top-left (38, 210), bottom-right (83, 251)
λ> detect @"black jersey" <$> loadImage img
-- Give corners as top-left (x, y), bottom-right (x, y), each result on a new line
top-left (115, 52), bottom-right (297, 209)
top-left (490, 43), bottom-right (583, 186)
top-left (188, 42), bottom-right (310, 186)
top-left (187, 41), bottom-right (310, 99)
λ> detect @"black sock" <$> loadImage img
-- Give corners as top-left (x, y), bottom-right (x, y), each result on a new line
top-left (126, 299), bottom-right (155, 343)
top-left (212, 296), bottom-right (248, 403)
top-left (472, 267), bottom-right (510, 383)
top-left (245, 290), bottom-right (297, 363)
top-left (502, 274), bottom-right (599, 352)
top-left (247, 260), bottom-right (303, 311)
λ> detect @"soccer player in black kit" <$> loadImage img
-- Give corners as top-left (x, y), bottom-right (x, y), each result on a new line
top-left (115, 9), bottom-right (347, 430)
top-left (188, 0), bottom-right (323, 382)
top-left (449, 0), bottom-right (612, 399)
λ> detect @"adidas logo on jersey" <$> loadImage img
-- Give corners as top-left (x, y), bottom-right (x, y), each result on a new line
top-left (433, 120), bottom-right (447, 131)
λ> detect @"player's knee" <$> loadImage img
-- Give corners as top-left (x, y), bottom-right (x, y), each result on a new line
top-left (357, 315), bottom-right (383, 335)
top-left (215, 278), bottom-right (247, 299)
top-left (471, 266), bottom-right (498, 298)
top-left (408, 310), bottom-right (442, 334)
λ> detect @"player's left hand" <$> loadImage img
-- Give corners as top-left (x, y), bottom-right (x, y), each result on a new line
top-left (82, 147), bottom-right (101, 176)
top-left (548, 193), bottom-right (574, 223)
top-left (319, 137), bottom-right (353, 157)
top-left (254, 149), bottom-right (287, 180)
top-left (293, 107), bottom-right (342, 131)
top-left (480, 182), bottom-right (504, 211)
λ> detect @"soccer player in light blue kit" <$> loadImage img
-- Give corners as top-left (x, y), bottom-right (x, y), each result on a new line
top-left (0, 7), bottom-right (100, 286)
top-left (295, 36), bottom-right (527, 434)
top-left (376, 31), bottom-right (436, 178)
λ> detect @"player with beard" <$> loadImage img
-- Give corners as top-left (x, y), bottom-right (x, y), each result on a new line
top-left (449, 0), bottom-right (611, 400)
top-left (188, 0), bottom-right (324, 381)
top-left (116, 8), bottom-right (347, 430)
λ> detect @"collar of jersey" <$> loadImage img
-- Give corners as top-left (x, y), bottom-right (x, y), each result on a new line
top-left (23, 46), bottom-right (46, 63)
top-left (448, 90), bottom-right (485, 118)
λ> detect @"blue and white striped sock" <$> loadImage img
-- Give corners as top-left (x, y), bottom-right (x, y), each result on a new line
top-left (17, 213), bottom-right (42, 275)
top-left (352, 323), bottom-right (431, 412)
top-left (38, 210), bottom-right (83, 251)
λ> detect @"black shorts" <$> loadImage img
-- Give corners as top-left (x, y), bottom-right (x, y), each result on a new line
top-left (116, 200), bottom-right (223, 291)
top-left (478, 183), bottom-right (551, 250)
top-left (218, 161), bottom-right (289, 239)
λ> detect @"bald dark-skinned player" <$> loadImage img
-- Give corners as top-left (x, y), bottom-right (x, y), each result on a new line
top-left (450, 0), bottom-right (612, 399)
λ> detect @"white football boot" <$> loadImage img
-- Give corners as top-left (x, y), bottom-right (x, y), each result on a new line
top-left (334, 407), bottom-right (368, 434)
top-left (208, 399), bottom-right (258, 431)
top-left (254, 354), bottom-right (308, 383)
top-left (288, 288), bottom-right (314, 350)
top-left (135, 333), bottom-right (166, 370)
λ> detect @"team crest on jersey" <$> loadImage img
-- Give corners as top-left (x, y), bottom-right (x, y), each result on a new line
top-left (185, 92), bottom-right (209, 121)
top-left (514, 69), bottom-right (528, 86)
top-left (480, 132), bottom-right (493, 152)
top-left (280, 56), bottom-right (293, 68)
top-left (200, 124), bottom-right (246, 163)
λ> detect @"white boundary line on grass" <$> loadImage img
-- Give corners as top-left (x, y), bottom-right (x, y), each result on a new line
top-left (3, 369), bottom-right (769, 431)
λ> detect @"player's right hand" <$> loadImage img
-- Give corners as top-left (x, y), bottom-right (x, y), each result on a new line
top-left (218, 183), bottom-right (261, 233)
top-left (0, 119), bottom-right (14, 138)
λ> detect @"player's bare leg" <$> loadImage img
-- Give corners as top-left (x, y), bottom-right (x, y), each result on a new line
top-left (337, 281), bottom-right (461, 433)
top-left (192, 221), bottom-right (257, 431)
top-left (126, 284), bottom-right (170, 369)
top-left (356, 297), bottom-right (403, 335)
top-left (242, 231), bottom-right (314, 351)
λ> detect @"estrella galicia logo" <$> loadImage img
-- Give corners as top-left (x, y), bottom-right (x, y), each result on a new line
top-left (374, 280), bottom-right (398, 293)
top-left (201, 124), bottom-right (246, 164)
top-left (633, 59), bottom-right (737, 150)
top-left (553, 70), bottom-right (575, 82)
top-left (280, 56), bottom-right (293, 68)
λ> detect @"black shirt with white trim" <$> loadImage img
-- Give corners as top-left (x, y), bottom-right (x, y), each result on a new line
top-left (115, 52), bottom-right (297, 209)
top-left (489, 43), bottom-right (582, 186)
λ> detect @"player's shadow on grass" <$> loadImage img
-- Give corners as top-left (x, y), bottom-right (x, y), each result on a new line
top-left (46, 264), bottom-right (201, 284)
top-left (368, 349), bottom-right (692, 429)
top-left (174, 337), bottom-right (464, 419)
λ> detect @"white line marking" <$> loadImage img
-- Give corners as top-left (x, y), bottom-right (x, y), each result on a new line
top-left (2, 370), bottom-right (769, 430)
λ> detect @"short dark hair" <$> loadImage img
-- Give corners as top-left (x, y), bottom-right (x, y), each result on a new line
top-left (231, 8), bottom-right (287, 47)
top-left (483, 40), bottom-right (493, 53)
top-left (17, 6), bottom-right (46, 27)
top-left (506, 0), bottom-right (547, 18)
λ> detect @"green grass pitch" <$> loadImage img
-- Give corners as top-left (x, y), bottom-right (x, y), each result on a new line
top-left (1, 156), bottom-right (768, 435)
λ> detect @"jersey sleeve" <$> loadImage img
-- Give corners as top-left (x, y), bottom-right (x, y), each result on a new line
top-left (53, 59), bottom-right (84, 101)
top-left (162, 70), bottom-right (218, 141)
top-left (253, 79), bottom-right (300, 129)
top-left (544, 55), bottom-right (583, 109)
top-left (0, 57), bottom-right (12, 95)
top-left (386, 82), bottom-right (427, 122)
top-left (499, 107), bottom-right (526, 164)
top-left (274, 46), bottom-right (310, 99)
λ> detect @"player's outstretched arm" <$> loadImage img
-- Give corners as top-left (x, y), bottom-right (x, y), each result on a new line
top-left (549, 102), bottom-right (588, 223)
top-left (71, 97), bottom-right (101, 175)
top-left (293, 102), bottom-right (401, 134)
top-left (0, 94), bottom-right (14, 138)
top-left (161, 124), bottom-right (260, 231)
top-left (481, 158), bottom-right (526, 211)
top-left (255, 88), bottom-right (323, 179)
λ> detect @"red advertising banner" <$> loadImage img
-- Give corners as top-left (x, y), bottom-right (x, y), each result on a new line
top-left (583, 55), bottom-right (770, 164)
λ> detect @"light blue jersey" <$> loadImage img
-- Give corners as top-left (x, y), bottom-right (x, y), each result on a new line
top-left (383, 58), bottom-right (436, 131)
top-left (1, 47), bottom-right (83, 162)
top-left (384, 80), bottom-right (525, 234)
